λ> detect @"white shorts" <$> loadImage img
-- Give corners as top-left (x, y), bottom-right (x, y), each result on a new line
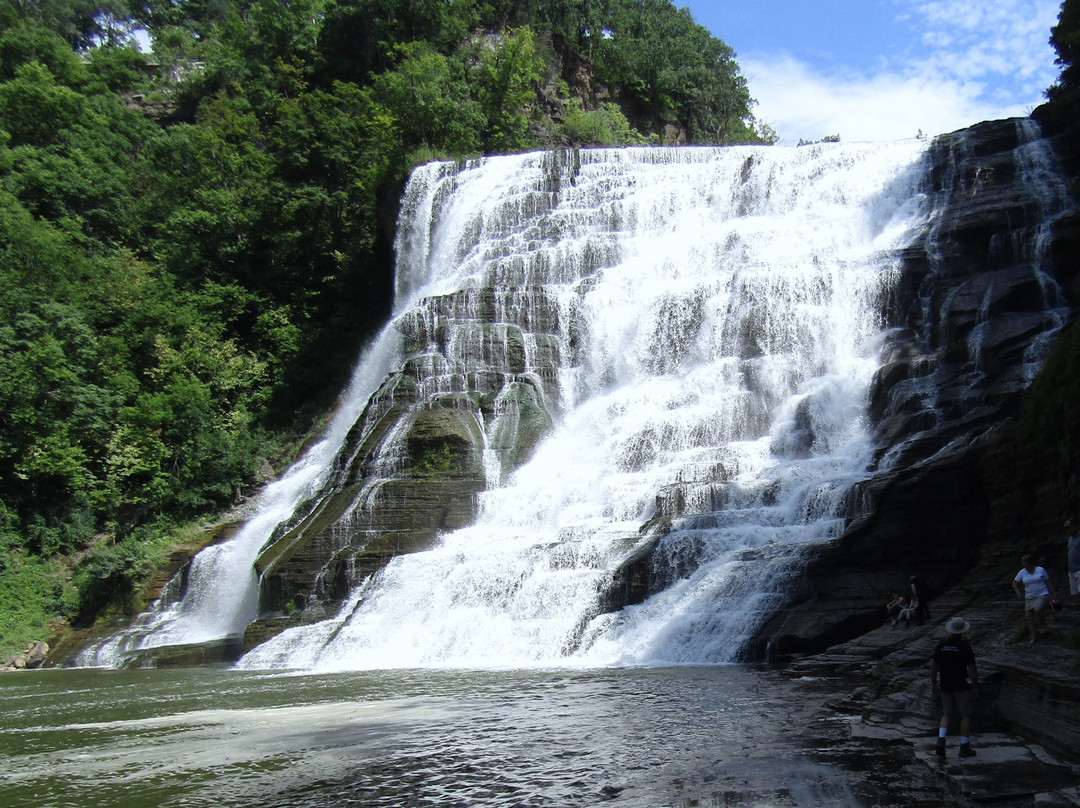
top-left (1025, 595), bottom-right (1049, 612)
top-left (1070, 570), bottom-right (1080, 597)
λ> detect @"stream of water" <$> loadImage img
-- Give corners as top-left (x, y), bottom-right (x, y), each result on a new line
top-left (236, 140), bottom-right (931, 671)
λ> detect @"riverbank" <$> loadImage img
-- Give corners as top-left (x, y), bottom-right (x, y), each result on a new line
top-left (786, 594), bottom-right (1080, 807)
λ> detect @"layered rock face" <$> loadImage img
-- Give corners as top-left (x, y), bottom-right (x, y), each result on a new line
top-left (753, 112), bottom-right (1080, 770)
top-left (758, 114), bottom-right (1080, 656)
top-left (246, 274), bottom-right (560, 644)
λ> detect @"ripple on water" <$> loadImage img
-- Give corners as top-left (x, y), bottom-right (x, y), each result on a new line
top-left (1, 665), bottom-right (940, 808)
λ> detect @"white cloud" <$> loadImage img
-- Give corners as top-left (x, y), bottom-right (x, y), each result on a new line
top-left (743, 55), bottom-right (1028, 143)
top-left (742, 0), bottom-right (1061, 143)
top-left (901, 0), bottom-right (1059, 87)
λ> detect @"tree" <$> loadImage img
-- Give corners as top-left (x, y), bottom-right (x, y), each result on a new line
top-left (372, 41), bottom-right (482, 156)
top-left (470, 26), bottom-right (545, 153)
top-left (0, 62), bottom-right (85, 145)
top-left (0, 303), bottom-right (112, 554)
top-left (6, 0), bottom-right (141, 49)
top-left (315, 0), bottom-right (477, 85)
top-left (0, 18), bottom-right (87, 83)
top-left (1049, 0), bottom-right (1080, 97)
top-left (559, 98), bottom-right (647, 146)
top-left (593, 0), bottom-right (755, 143)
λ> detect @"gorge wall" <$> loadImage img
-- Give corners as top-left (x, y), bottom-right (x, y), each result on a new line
top-left (758, 110), bottom-right (1080, 657)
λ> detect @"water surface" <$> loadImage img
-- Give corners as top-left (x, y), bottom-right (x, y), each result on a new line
top-left (0, 665), bottom-right (928, 807)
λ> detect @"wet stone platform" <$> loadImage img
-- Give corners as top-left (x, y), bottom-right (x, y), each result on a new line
top-left (783, 599), bottom-right (1080, 807)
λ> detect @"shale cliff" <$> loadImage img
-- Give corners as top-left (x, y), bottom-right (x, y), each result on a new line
top-left (757, 107), bottom-right (1080, 771)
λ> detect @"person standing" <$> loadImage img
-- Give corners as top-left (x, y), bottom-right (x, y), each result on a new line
top-left (1067, 519), bottom-right (1080, 598)
top-left (1012, 554), bottom-right (1057, 644)
top-left (909, 574), bottom-right (931, 625)
top-left (930, 616), bottom-right (979, 758)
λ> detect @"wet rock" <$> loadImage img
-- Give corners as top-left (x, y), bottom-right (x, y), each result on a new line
top-left (123, 636), bottom-right (243, 668)
top-left (783, 599), bottom-right (1080, 807)
top-left (3, 641), bottom-right (49, 671)
top-left (246, 273), bottom-right (566, 640)
top-left (871, 119), bottom-right (1073, 471)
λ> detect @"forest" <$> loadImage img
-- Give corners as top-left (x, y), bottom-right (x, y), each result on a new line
top-left (0, 0), bottom-right (778, 654)
top-left (1, 0), bottom-right (1078, 659)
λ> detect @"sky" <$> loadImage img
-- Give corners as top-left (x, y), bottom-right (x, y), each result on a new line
top-left (682, 0), bottom-right (1063, 143)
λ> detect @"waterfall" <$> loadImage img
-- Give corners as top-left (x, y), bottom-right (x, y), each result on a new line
top-left (75, 139), bottom-right (941, 670)
top-left (230, 140), bottom-right (933, 671)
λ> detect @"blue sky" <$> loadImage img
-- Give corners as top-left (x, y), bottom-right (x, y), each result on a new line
top-left (682, 0), bottom-right (1063, 143)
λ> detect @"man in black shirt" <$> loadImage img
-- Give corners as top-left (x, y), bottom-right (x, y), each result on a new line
top-left (929, 616), bottom-right (979, 758)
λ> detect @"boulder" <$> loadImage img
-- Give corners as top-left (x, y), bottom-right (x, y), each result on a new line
top-left (3, 641), bottom-right (48, 671)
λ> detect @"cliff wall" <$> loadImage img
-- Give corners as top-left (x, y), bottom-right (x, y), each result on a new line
top-left (757, 107), bottom-right (1080, 768)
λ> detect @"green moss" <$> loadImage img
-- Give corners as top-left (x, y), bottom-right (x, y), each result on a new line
top-left (1012, 319), bottom-right (1080, 474)
top-left (411, 442), bottom-right (456, 476)
top-left (0, 549), bottom-right (77, 658)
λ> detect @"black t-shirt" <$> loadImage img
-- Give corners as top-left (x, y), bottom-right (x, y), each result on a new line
top-left (932, 637), bottom-right (976, 691)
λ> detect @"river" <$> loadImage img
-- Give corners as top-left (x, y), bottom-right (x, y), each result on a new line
top-left (0, 664), bottom-right (951, 808)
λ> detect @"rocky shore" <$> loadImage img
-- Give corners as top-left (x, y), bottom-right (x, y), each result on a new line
top-left (784, 595), bottom-right (1080, 807)
top-left (3, 641), bottom-right (48, 672)
top-left (737, 105), bottom-right (1080, 805)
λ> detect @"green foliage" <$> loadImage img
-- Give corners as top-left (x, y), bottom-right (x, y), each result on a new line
top-left (587, 0), bottom-right (756, 143)
top-left (560, 98), bottom-right (649, 146)
top-left (314, 0), bottom-right (478, 84)
top-left (411, 443), bottom-right (456, 476)
top-left (373, 41), bottom-right (481, 155)
top-left (1049, 0), bottom-right (1080, 97)
top-left (0, 19), bottom-right (87, 84)
top-left (0, 545), bottom-right (78, 653)
top-left (0, 62), bottom-right (85, 145)
top-left (85, 43), bottom-right (150, 92)
top-left (470, 26), bottom-right (545, 152)
top-left (72, 525), bottom-right (174, 617)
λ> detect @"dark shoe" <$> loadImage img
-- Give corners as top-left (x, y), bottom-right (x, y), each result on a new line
top-left (959, 743), bottom-right (975, 758)
top-left (935, 739), bottom-right (946, 757)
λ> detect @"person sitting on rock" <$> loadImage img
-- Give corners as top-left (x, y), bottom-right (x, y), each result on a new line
top-left (930, 616), bottom-right (979, 758)
top-left (897, 596), bottom-right (920, 628)
top-left (885, 592), bottom-right (908, 627)
top-left (1012, 554), bottom-right (1057, 644)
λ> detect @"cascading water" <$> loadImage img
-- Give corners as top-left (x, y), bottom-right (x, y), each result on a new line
top-left (74, 333), bottom-right (403, 667)
top-left (229, 140), bottom-right (934, 671)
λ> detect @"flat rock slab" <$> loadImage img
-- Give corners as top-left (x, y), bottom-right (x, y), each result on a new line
top-left (911, 732), bottom-right (1080, 805)
top-left (783, 597), bottom-right (1080, 807)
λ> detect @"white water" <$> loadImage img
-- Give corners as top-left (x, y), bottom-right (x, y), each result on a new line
top-left (74, 330), bottom-right (403, 667)
top-left (235, 140), bottom-right (932, 671)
